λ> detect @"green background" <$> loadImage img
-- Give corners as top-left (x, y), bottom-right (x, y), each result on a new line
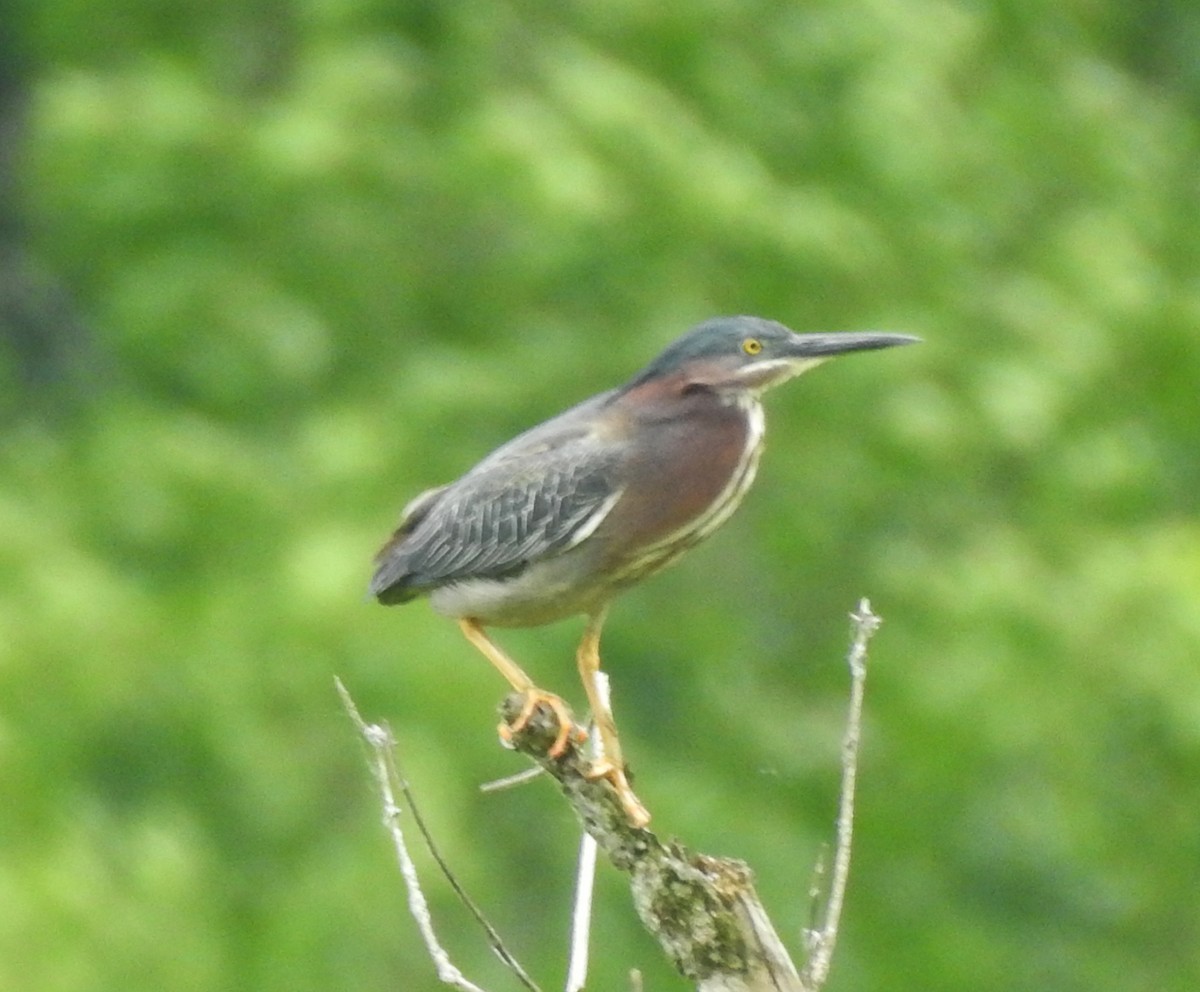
top-left (3, 2), bottom-right (1198, 990)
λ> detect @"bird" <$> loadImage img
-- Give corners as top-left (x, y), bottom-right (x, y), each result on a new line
top-left (370, 316), bottom-right (918, 827)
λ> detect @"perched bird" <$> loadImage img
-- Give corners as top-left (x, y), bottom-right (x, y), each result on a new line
top-left (371, 316), bottom-right (917, 826)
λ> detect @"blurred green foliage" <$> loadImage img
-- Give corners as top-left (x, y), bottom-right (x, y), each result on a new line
top-left (3, 1), bottom-right (1198, 990)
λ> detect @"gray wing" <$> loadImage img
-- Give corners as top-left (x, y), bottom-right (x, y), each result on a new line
top-left (371, 394), bottom-right (624, 603)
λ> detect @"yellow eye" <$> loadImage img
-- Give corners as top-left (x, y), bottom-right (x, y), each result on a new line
top-left (742, 338), bottom-right (763, 355)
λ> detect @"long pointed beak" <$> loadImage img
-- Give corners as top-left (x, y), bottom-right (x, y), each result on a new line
top-left (782, 331), bottom-right (921, 357)
top-left (736, 330), bottom-right (919, 391)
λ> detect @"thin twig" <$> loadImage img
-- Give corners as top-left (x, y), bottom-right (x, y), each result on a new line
top-left (565, 673), bottom-right (610, 992)
top-left (336, 678), bottom-right (540, 992)
top-left (801, 598), bottom-right (880, 988)
top-left (479, 766), bottom-right (546, 793)
top-left (566, 831), bottom-right (599, 992)
top-left (396, 765), bottom-right (542, 992)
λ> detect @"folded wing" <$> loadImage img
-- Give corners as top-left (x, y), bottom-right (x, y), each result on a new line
top-left (371, 399), bottom-right (625, 603)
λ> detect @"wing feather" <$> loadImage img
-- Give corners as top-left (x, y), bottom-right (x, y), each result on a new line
top-left (370, 421), bottom-right (624, 603)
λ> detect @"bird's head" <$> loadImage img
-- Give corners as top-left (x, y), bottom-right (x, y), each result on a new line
top-left (631, 316), bottom-right (919, 396)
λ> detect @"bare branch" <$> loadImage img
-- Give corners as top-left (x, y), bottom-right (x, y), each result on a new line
top-left (566, 830), bottom-right (599, 992)
top-left (801, 598), bottom-right (880, 988)
top-left (396, 765), bottom-right (541, 992)
top-left (498, 598), bottom-right (883, 992)
top-left (501, 696), bottom-right (804, 992)
top-left (336, 678), bottom-right (539, 992)
top-left (479, 766), bottom-right (546, 793)
top-left (344, 599), bottom-right (883, 992)
top-left (566, 673), bottom-right (611, 992)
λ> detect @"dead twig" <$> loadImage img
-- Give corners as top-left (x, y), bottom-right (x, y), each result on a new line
top-left (500, 598), bottom-right (881, 992)
top-left (345, 598), bottom-right (882, 992)
top-left (802, 598), bottom-right (879, 987)
top-left (502, 697), bottom-right (804, 992)
top-left (336, 678), bottom-right (540, 992)
top-left (565, 674), bottom-right (611, 992)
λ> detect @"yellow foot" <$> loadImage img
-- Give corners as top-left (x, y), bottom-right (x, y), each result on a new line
top-left (585, 758), bottom-right (651, 828)
top-left (497, 689), bottom-right (586, 758)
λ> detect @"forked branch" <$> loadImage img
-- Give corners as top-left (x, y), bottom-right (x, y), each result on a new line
top-left (341, 599), bottom-right (881, 992)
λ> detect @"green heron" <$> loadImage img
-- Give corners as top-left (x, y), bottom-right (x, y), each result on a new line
top-left (371, 316), bottom-right (917, 826)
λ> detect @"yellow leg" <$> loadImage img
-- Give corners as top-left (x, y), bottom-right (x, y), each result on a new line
top-left (458, 618), bottom-right (580, 757)
top-left (577, 608), bottom-right (651, 828)
top-left (458, 617), bottom-right (536, 691)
